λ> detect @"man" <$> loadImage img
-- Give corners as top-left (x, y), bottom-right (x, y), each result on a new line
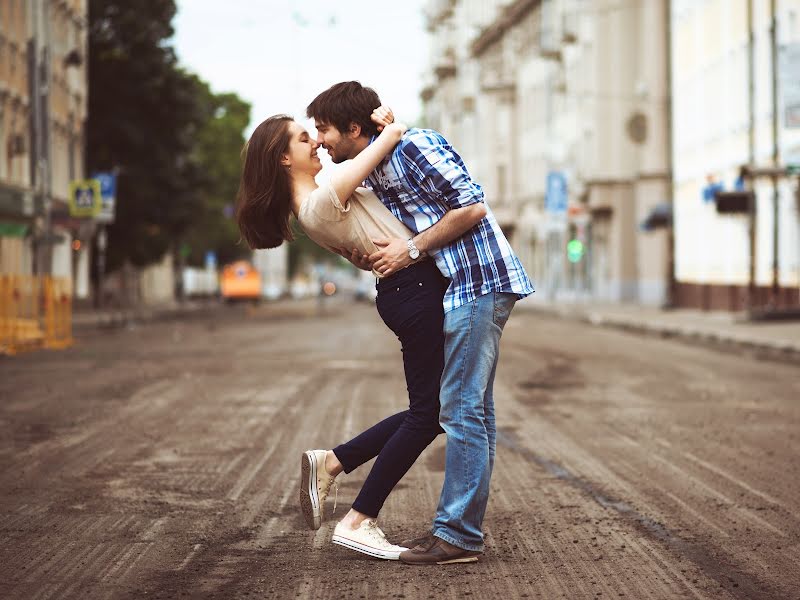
top-left (307, 81), bottom-right (534, 565)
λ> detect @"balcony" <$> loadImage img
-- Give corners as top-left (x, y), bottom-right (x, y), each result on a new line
top-left (424, 0), bottom-right (457, 31)
top-left (471, 0), bottom-right (540, 57)
top-left (433, 49), bottom-right (458, 81)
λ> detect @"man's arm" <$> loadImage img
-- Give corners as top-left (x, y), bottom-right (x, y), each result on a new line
top-left (369, 132), bottom-right (487, 276)
top-left (370, 204), bottom-right (486, 275)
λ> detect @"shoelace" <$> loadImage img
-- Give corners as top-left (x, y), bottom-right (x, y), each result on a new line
top-left (363, 520), bottom-right (396, 549)
top-left (320, 476), bottom-right (339, 515)
top-left (413, 534), bottom-right (439, 552)
top-left (330, 478), bottom-right (339, 514)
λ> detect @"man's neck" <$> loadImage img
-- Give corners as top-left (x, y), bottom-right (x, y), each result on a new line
top-left (348, 136), bottom-right (370, 160)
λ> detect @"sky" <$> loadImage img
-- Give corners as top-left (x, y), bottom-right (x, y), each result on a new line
top-left (172, 0), bottom-right (430, 137)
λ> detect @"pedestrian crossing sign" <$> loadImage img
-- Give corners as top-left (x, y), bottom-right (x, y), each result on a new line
top-left (68, 179), bottom-right (102, 218)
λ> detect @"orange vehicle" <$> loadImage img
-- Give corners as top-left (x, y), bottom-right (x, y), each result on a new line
top-left (220, 261), bottom-right (262, 302)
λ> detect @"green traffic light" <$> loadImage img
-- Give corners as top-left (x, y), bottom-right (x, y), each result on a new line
top-left (567, 239), bottom-right (584, 263)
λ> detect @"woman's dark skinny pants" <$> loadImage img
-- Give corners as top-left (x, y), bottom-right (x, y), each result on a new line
top-left (332, 260), bottom-right (447, 518)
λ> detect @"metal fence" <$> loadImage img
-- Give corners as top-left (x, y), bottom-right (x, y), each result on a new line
top-left (0, 275), bottom-right (73, 355)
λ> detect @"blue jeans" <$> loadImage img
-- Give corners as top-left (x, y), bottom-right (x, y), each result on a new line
top-left (432, 291), bottom-right (517, 551)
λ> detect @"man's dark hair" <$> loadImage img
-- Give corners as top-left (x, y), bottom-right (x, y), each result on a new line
top-left (306, 81), bottom-right (381, 138)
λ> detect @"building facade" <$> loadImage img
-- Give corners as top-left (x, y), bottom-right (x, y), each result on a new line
top-left (671, 0), bottom-right (800, 310)
top-left (422, 0), bottom-right (673, 306)
top-left (422, 0), bottom-right (800, 310)
top-left (0, 0), bottom-right (90, 298)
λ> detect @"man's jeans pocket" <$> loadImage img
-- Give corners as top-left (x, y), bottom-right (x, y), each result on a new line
top-left (493, 292), bottom-right (516, 329)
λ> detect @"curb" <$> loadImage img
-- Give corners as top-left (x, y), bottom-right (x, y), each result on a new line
top-left (524, 304), bottom-right (800, 364)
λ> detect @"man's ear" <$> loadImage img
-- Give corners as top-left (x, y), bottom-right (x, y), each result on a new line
top-left (347, 122), bottom-right (362, 139)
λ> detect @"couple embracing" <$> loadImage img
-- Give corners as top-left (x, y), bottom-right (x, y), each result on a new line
top-left (236, 81), bottom-right (533, 565)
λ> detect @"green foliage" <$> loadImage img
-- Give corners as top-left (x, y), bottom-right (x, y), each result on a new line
top-left (181, 85), bottom-right (252, 267)
top-left (87, 0), bottom-right (251, 272)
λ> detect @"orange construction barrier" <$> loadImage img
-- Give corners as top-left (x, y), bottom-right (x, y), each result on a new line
top-left (44, 276), bottom-right (73, 350)
top-left (0, 274), bottom-right (73, 356)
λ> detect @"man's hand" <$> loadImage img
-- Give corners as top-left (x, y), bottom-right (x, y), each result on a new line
top-left (336, 248), bottom-right (373, 271)
top-left (369, 238), bottom-right (414, 277)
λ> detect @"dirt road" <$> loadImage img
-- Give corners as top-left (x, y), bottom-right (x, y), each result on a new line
top-left (1, 300), bottom-right (798, 599)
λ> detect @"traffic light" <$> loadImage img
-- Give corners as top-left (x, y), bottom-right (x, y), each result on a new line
top-left (567, 239), bottom-right (584, 263)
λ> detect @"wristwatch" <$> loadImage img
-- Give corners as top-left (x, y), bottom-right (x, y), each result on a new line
top-left (406, 238), bottom-right (420, 260)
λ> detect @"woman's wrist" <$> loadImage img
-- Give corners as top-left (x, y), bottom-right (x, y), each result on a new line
top-left (382, 122), bottom-right (406, 139)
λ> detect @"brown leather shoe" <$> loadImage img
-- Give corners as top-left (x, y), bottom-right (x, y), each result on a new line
top-left (400, 532), bottom-right (435, 549)
top-left (399, 535), bottom-right (482, 565)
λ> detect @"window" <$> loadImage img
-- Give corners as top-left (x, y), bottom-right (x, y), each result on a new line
top-left (68, 123), bottom-right (75, 181)
top-left (0, 106), bottom-right (6, 180)
top-left (789, 10), bottom-right (799, 42)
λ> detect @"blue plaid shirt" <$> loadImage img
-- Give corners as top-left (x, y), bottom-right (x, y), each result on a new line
top-left (366, 128), bottom-right (534, 313)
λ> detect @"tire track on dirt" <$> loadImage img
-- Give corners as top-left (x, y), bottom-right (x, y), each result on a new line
top-left (496, 428), bottom-right (786, 600)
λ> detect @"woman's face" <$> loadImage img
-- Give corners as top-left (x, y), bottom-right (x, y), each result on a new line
top-left (284, 121), bottom-right (322, 176)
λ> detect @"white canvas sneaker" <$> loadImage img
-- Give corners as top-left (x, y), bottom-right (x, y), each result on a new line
top-left (332, 519), bottom-right (408, 560)
top-left (300, 450), bottom-right (338, 529)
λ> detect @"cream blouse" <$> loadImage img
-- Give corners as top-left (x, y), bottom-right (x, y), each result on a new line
top-left (297, 182), bottom-right (413, 279)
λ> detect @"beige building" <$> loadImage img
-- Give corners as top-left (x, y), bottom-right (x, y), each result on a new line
top-left (423, 0), bottom-right (800, 311)
top-left (0, 0), bottom-right (90, 298)
top-left (671, 0), bottom-right (800, 310)
top-left (422, 0), bottom-right (673, 306)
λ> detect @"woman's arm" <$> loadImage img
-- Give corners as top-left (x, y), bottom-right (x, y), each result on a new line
top-left (329, 121), bottom-right (407, 203)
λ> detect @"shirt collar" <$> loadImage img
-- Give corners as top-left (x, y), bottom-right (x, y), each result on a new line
top-left (367, 134), bottom-right (393, 170)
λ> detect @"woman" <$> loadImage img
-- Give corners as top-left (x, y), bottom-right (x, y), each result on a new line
top-left (236, 109), bottom-right (446, 560)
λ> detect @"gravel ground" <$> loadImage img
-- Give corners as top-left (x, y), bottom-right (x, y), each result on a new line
top-left (1, 299), bottom-right (798, 599)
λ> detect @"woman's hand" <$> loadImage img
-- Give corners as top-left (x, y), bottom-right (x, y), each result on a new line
top-left (336, 248), bottom-right (373, 271)
top-left (329, 106), bottom-right (407, 202)
top-left (384, 122), bottom-right (408, 137)
top-left (371, 105), bottom-right (395, 131)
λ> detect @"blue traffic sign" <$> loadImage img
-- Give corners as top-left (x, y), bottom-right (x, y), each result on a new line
top-left (92, 171), bottom-right (117, 223)
top-left (546, 171), bottom-right (568, 213)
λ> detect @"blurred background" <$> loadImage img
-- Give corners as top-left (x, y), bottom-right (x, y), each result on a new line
top-left (1, 0), bottom-right (799, 340)
top-left (3, 4), bottom-right (800, 597)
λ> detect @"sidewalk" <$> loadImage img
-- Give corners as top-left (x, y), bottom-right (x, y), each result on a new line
top-left (518, 297), bottom-right (800, 363)
top-left (72, 300), bottom-right (214, 330)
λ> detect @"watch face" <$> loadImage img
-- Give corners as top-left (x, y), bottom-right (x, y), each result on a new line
top-left (410, 248), bottom-right (420, 259)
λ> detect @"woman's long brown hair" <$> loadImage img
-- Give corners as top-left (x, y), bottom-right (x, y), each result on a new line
top-left (236, 115), bottom-right (295, 249)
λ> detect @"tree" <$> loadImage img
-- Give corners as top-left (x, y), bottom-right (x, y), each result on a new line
top-left (87, 0), bottom-right (207, 272)
top-left (180, 83), bottom-right (252, 268)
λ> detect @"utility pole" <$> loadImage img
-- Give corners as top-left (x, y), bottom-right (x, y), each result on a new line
top-left (747, 0), bottom-right (757, 310)
top-left (665, 0), bottom-right (676, 309)
top-left (95, 226), bottom-right (107, 309)
top-left (770, 0), bottom-right (781, 305)
top-left (30, 0), bottom-right (52, 276)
